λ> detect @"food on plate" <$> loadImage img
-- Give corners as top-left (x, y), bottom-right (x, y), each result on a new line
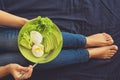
top-left (18, 16), bottom-right (63, 63)
top-left (19, 32), bottom-right (33, 49)
top-left (30, 30), bottom-right (43, 45)
top-left (30, 30), bottom-right (44, 57)
top-left (32, 44), bottom-right (44, 57)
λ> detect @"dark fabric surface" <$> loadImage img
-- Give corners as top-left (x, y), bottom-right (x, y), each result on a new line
top-left (1, 0), bottom-right (120, 80)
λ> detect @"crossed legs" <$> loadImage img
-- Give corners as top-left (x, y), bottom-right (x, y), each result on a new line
top-left (86, 33), bottom-right (118, 59)
top-left (62, 32), bottom-right (118, 60)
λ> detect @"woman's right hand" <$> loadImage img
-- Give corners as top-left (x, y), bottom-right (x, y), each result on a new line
top-left (8, 64), bottom-right (33, 80)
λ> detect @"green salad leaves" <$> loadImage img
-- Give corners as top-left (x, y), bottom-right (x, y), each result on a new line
top-left (18, 16), bottom-right (63, 63)
top-left (19, 16), bottom-right (60, 53)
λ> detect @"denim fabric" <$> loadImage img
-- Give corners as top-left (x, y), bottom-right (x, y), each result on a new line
top-left (0, 27), bottom-right (19, 51)
top-left (0, 51), bottom-right (31, 66)
top-left (35, 49), bottom-right (89, 70)
top-left (62, 32), bottom-right (86, 48)
top-left (0, 27), bottom-right (89, 80)
top-left (0, 27), bottom-right (89, 65)
top-left (0, 27), bottom-right (31, 66)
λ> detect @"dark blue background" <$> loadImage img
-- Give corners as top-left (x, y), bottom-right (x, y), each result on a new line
top-left (1, 0), bottom-right (120, 80)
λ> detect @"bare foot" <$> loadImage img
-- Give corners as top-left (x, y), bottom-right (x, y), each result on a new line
top-left (87, 45), bottom-right (118, 59)
top-left (85, 33), bottom-right (114, 47)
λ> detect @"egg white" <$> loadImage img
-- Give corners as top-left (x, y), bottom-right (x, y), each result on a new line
top-left (30, 31), bottom-right (43, 45)
top-left (32, 44), bottom-right (44, 57)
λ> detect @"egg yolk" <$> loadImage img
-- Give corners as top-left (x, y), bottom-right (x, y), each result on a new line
top-left (35, 46), bottom-right (43, 53)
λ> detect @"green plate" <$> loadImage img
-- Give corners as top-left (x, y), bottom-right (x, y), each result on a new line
top-left (18, 16), bottom-right (63, 64)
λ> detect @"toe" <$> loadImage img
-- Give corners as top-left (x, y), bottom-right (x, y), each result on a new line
top-left (107, 39), bottom-right (114, 45)
top-left (112, 45), bottom-right (118, 50)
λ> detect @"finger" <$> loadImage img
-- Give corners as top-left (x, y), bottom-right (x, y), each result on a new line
top-left (18, 65), bottom-right (26, 70)
top-left (18, 66), bottom-right (29, 72)
top-left (18, 65), bottom-right (33, 80)
top-left (26, 67), bottom-right (33, 78)
top-left (24, 66), bottom-right (33, 79)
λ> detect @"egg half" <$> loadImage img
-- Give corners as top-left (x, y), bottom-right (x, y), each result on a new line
top-left (32, 44), bottom-right (44, 57)
top-left (30, 31), bottom-right (43, 45)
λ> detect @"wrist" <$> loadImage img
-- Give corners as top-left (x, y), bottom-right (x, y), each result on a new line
top-left (5, 64), bottom-right (11, 75)
top-left (0, 64), bottom-right (11, 78)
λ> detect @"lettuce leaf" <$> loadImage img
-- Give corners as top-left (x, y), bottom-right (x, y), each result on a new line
top-left (20, 32), bottom-right (33, 49)
top-left (19, 16), bottom-right (55, 50)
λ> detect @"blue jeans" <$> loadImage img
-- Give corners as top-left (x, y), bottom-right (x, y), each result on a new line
top-left (0, 27), bottom-right (89, 68)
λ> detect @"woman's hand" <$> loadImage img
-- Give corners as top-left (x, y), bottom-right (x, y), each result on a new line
top-left (8, 64), bottom-right (33, 80)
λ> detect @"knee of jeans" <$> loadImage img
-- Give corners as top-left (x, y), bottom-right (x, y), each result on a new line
top-left (0, 41), bottom-right (18, 51)
top-left (0, 29), bottom-right (19, 51)
top-left (0, 53), bottom-right (30, 66)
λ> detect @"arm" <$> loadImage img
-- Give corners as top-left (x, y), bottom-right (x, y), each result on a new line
top-left (0, 64), bottom-right (33, 80)
top-left (0, 65), bottom-right (9, 78)
top-left (0, 10), bottom-right (28, 28)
